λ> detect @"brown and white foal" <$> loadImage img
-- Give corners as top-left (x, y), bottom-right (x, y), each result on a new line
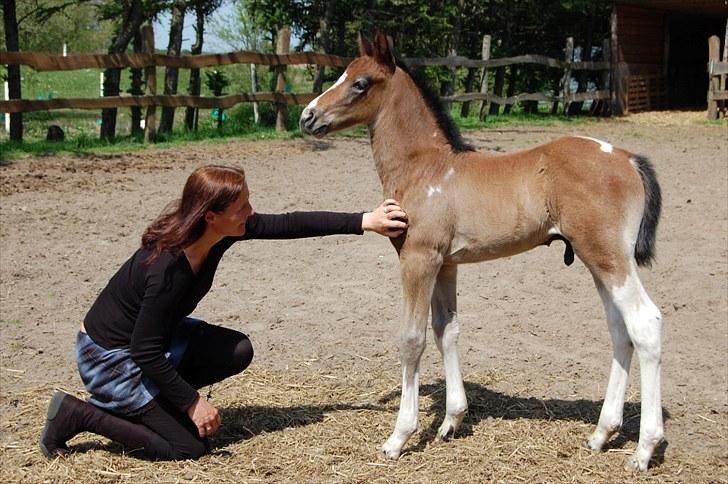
top-left (300, 33), bottom-right (664, 471)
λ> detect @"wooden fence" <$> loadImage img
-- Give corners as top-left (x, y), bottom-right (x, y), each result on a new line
top-left (707, 33), bottom-right (728, 120)
top-left (1, 30), bottom-right (611, 142)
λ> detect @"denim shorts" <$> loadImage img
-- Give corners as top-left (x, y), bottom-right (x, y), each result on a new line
top-left (76, 317), bottom-right (203, 415)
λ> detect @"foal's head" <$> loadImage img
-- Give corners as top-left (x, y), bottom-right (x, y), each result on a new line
top-left (300, 32), bottom-right (396, 137)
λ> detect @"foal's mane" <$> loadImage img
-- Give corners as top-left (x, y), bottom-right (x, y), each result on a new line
top-left (392, 56), bottom-right (475, 153)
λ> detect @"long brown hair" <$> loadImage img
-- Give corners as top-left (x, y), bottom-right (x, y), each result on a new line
top-left (142, 165), bottom-right (247, 263)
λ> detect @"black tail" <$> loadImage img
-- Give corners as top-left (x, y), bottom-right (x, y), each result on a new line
top-left (633, 155), bottom-right (662, 267)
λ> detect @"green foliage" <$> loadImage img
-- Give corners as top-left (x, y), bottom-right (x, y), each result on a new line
top-left (8, 0), bottom-right (116, 54)
top-left (205, 69), bottom-right (230, 96)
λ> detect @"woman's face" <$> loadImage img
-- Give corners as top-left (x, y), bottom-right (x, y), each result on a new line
top-left (208, 184), bottom-right (254, 238)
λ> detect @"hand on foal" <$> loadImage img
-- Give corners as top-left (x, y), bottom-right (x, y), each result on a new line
top-left (188, 395), bottom-right (221, 438)
top-left (362, 199), bottom-right (408, 237)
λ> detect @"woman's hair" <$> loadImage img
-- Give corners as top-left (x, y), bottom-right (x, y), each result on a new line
top-left (142, 165), bottom-right (247, 263)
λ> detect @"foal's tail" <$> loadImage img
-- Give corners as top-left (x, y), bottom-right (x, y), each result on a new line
top-left (632, 155), bottom-right (662, 267)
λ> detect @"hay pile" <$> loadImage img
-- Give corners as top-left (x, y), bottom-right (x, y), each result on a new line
top-left (1, 363), bottom-right (724, 483)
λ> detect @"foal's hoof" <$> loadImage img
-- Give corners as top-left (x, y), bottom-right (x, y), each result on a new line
top-left (625, 453), bottom-right (649, 472)
top-left (435, 424), bottom-right (454, 443)
top-left (381, 441), bottom-right (402, 460)
top-left (583, 437), bottom-right (603, 452)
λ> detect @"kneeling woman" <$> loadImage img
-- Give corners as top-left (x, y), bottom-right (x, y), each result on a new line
top-left (40, 165), bottom-right (407, 460)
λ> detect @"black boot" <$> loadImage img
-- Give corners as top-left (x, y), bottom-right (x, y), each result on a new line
top-left (40, 391), bottom-right (174, 459)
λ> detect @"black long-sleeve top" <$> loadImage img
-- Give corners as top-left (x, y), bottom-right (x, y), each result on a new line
top-left (83, 211), bottom-right (364, 411)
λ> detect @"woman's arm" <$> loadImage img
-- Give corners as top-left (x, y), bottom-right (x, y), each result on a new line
top-left (237, 199), bottom-right (407, 240)
top-left (129, 257), bottom-right (199, 412)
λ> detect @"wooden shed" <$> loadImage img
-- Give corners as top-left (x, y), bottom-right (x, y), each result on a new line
top-left (612, 0), bottom-right (727, 114)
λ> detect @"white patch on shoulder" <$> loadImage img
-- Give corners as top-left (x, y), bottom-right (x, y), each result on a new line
top-left (444, 167), bottom-right (456, 181)
top-left (576, 136), bottom-right (613, 153)
top-left (427, 185), bottom-right (442, 197)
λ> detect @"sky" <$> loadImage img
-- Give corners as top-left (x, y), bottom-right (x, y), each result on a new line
top-left (153, 1), bottom-right (235, 53)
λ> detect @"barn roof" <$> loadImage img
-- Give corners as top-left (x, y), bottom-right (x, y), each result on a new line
top-left (616, 0), bottom-right (728, 17)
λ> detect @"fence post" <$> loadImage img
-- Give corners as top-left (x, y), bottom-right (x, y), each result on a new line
top-left (3, 81), bottom-right (9, 132)
top-left (561, 37), bottom-right (574, 114)
top-left (721, 20), bottom-right (728, 118)
top-left (478, 35), bottom-right (491, 121)
top-left (142, 24), bottom-right (156, 143)
top-left (707, 35), bottom-right (720, 120)
top-left (275, 27), bottom-right (291, 132)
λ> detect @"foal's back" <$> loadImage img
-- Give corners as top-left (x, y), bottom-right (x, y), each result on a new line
top-left (431, 136), bottom-right (645, 264)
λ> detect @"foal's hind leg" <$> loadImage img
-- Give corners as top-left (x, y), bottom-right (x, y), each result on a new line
top-left (586, 277), bottom-right (634, 450)
top-left (430, 264), bottom-right (467, 441)
top-left (589, 266), bottom-right (664, 471)
top-left (382, 248), bottom-right (442, 459)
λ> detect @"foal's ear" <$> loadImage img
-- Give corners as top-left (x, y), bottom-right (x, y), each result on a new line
top-left (373, 31), bottom-right (396, 73)
top-left (358, 31), bottom-right (374, 57)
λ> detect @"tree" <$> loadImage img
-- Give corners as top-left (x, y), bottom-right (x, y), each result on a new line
top-left (98, 0), bottom-right (145, 140)
top-left (2, 0), bottom-right (22, 141)
top-left (184, 0), bottom-right (224, 131)
top-left (1, 0), bottom-right (114, 55)
top-left (211, 1), bottom-right (269, 125)
top-left (159, 0), bottom-right (186, 134)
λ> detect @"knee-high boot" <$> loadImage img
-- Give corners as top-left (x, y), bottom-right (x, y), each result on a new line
top-left (40, 391), bottom-right (174, 460)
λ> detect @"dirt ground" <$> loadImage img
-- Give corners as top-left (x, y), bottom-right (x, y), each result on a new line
top-left (0, 112), bottom-right (726, 483)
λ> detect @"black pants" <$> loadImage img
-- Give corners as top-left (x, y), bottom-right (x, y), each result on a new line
top-left (129, 322), bottom-right (253, 460)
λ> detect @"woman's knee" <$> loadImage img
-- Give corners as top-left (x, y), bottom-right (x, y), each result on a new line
top-left (233, 336), bottom-right (254, 373)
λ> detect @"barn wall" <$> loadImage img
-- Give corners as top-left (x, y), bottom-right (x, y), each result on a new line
top-left (613, 5), bottom-right (668, 113)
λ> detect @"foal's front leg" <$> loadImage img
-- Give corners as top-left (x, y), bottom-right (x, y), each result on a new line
top-left (382, 249), bottom-right (442, 460)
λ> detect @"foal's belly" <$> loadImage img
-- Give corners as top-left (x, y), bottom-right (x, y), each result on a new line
top-left (444, 233), bottom-right (543, 264)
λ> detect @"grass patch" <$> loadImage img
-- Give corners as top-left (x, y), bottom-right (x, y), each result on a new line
top-left (1, 101), bottom-right (598, 162)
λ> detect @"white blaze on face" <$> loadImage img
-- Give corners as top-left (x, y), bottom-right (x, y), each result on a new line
top-left (577, 136), bottom-right (614, 153)
top-left (305, 72), bottom-right (348, 110)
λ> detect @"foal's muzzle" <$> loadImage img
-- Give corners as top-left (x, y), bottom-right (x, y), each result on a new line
top-left (300, 107), bottom-right (330, 137)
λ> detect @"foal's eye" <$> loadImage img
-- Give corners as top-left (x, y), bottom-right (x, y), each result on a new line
top-left (351, 78), bottom-right (370, 94)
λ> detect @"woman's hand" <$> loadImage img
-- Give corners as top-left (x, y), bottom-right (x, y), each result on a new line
top-left (187, 395), bottom-right (221, 438)
top-left (362, 199), bottom-right (408, 237)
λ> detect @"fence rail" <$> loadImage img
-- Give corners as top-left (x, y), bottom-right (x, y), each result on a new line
top-left (1, 31), bottom-right (611, 141)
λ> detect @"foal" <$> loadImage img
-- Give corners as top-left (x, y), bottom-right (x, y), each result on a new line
top-left (300, 33), bottom-right (663, 471)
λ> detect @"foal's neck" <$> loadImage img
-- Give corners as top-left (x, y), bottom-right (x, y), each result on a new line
top-left (368, 69), bottom-right (451, 198)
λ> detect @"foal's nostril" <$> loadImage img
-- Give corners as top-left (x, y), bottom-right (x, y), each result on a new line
top-left (300, 108), bottom-right (317, 131)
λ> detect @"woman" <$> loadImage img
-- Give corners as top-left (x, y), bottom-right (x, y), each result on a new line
top-left (40, 165), bottom-right (407, 460)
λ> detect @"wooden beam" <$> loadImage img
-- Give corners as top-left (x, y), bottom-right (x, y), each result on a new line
top-left (0, 93), bottom-right (319, 114)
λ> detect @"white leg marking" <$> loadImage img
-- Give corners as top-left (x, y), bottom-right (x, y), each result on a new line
top-left (592, 268), bottom-right (664, 471)
top-left (576, 136), bottom-right (614, 153)
top-left (382, 256), bottom-right (440, 459)
top-left (431, 266), bottom-right (467, 442)
top-left (587, 278), bottom-right (633, 451)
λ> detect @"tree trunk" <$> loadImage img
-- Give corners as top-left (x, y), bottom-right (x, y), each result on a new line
top-left (313, 0), bottom-right (335, 93)
top-left (100, 0), bottom-right (144, 140)
top-left (489, 67), bottom-right (505, 116)
top-left (159, 0), bottom-right (187, 134)
top-left (130, 30), bottom-right (143, 137)
top-left (503, 66), bottom-right (517, 114)
top-left (250, 63), bottom-right (259, 124)
top-left (460, 67), bottom-right (477, 118)
top-left (3, 0), bottom-right (23, 141)
top-left (443, 0), bottom-right (464, 113)
top-left (569, 3), bottom-right (596, 115)
top-left (185, 4), bottom-right (205, 131)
